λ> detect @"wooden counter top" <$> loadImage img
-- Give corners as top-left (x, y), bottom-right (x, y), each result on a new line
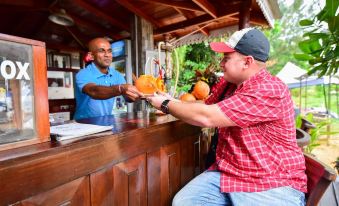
top-left (0, 112), bottom-right (202, 205)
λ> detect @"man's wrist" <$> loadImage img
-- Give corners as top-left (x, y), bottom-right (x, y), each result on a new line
top-left (160, 99), bottom-right (170, 114)
top-left (118, 84), bottom-right (122, 94)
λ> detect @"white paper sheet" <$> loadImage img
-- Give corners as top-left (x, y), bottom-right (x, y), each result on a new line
top-left (50, 122), bottom-right (113, 141)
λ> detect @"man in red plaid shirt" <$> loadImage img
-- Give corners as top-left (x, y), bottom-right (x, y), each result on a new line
top-left (147, 28), bottom-right (307, 206)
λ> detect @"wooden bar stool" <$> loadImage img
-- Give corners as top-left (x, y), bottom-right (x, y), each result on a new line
top-left (304, 153), bottom-right (337, 206)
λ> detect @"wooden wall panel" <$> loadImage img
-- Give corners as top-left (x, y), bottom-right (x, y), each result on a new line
top-left (14, 176), bottom-right (90, 206)
top-left (147, 149), bottom-right (161, 206)
top-left (113, 154), bottom-right (147, 206)
top-left (160, 142), bottom-right (181, 205)
top-left (90, 167), bottom-right (114, 206)
top-left (91, 154), bottom-right (147, 206)
top-left (180, 135), bottom-right (200, 186)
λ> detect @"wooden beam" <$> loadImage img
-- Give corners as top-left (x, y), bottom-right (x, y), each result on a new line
top-left (175, 8), bottom-right (209, 36)
top-left (73, 0), bottom-right (129, 31)
top-left (155, 6), bottom-right (239, 35)
top-left (116, 0), bottom-right (161, 28)
top-left (138, 0), bottom-right (203, 12)
top-left (239, 0), bottom-right (251, 29)
top-left (174, 8), bottom-right (196, 19)
top-left (0, 0), bottom-right (34, 7)
top-left (199, 27), bottom-right (209, 36)
top-left (192, 0), bottom-right (217, 18)
top-left (69, 14), bottom-right (123, 40)
top-left (46, 42), bottom-right (86, 52)
top-left (65, 27), bottom-right (88, 50)
top-left (228, 10), bottom-right (268, 26)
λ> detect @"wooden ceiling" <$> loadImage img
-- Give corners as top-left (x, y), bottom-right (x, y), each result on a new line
top-left (0, 0), bottom-right (279, 51)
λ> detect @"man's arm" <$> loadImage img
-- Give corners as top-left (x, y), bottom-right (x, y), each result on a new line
top-left (82, 83), bottom-right (143, 101)
top-left (167, 101), bottom-right (235, 127)
top-left (147, 94), bottom-right (236, 128)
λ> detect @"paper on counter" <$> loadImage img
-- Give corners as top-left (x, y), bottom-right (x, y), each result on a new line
top-left (50, 122), bottom-right (113, 141)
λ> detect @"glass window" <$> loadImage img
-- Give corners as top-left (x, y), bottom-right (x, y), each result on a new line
top-left (0, 40), bottom-right (35, 145)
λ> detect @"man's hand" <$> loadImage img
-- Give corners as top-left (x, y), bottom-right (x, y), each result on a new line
top-left (146, 92), bottom-right (179, 109)
top-left (120, 84), bottom-right (144, 101)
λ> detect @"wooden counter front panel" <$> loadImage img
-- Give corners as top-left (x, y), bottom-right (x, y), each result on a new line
top-left (89, 136), bottom-right (199, 206)
top-left (0, 119), bottom-right (201, 205)
top-left (13, 176), bottom-right (90, 206)
top-left (147, 135), bottom-right (200, 206)
top-left (90, 154), bottom-right (147, 206)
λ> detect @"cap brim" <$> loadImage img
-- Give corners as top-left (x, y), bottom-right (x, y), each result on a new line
top-left (210, 42), bottom-right (236, 53)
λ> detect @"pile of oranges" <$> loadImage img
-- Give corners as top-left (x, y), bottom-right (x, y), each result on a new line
top-left (135, 75), bottom-right (210, 102)
top-left (135, 75), bottom-right (165, 94)
top-left (179, 80), bottom-right (210, 102)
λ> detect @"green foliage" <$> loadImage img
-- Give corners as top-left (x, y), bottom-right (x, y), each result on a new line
top-left (172, 42), bottom-right (220, 93)
top-left (263, 0), bottom-right (320, 75)
top-left (294, 0), bottom-right (339, 77)
top-left (301, 113), bottom-right (332, 153)
top-left (295, 114), bottom-right (303, 128)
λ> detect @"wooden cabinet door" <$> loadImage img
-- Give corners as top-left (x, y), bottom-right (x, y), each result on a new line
top-left (147, 135), bottom-right (200, 206)
top-left (90, 154), bottom-right (147, 206)
top-left (147, 141), bottom-right (181, 206)
top-left (180, 135), bottom-right (200, 186)
top-left (14, 176), bottom-right (90, 206)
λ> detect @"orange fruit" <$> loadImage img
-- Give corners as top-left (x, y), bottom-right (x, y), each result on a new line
top-left (135, 75), bottom-right (157, 94)
top-left (156, 77), bottom-right (166, 92)
top-left (179, 93), bottom-right (196, 102)
top-left (192, 81), bottom-right (210, 100)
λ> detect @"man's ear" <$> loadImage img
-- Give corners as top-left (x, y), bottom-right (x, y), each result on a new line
top-left (244, 56), bottom-right (254, 68)
top-left (88, 52), bottom-right (94, 61)
top-left (83, 52), bottom-right (94, 63)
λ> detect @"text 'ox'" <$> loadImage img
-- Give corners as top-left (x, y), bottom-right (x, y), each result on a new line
top-left (0, 60), bottom-right (30, 80)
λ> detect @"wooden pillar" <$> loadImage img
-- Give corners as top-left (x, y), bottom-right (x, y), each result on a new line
top-left (130, 14), bottom-right (154, 111)
top-left (239, 0), bottom-right (252, 29)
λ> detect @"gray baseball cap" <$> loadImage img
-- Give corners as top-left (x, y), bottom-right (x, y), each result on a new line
top-left (210, 28), bottom-right (270, 62)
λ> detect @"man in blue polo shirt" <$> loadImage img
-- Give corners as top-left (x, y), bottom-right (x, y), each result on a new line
top-left (74, 37), bottom-right (143, 120)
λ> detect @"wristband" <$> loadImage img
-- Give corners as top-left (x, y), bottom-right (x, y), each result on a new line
top-left (118, 84), bottom-right (122, 94)
top-left (160, 99), bottom-right (170, 114)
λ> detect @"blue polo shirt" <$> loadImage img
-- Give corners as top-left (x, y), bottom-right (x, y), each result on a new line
top-left (74, 62), bottom-right (126, 120)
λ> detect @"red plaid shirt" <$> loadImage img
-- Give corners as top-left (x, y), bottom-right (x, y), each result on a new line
top-left (206, 69), bottom-right (307, 193)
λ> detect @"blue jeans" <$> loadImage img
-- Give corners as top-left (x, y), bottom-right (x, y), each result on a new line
top-left (172, 171), bottom-right (305, 206)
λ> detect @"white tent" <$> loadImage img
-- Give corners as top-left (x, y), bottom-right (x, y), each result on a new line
top-left (276, 62), bottom-right (338, 118)
top-left (276, 62), bottom-right (307, 85)
top-left (276, 62), bottom-right (339, 89)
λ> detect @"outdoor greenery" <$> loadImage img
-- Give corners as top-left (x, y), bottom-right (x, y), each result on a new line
top-left (172, 43), bottom-right (221, 94)
top-left (263, 0), bottom-right (315, 75)
top-left (294, 0), bottom-right (338, 77)
top-left (170, 0), bottom-right (338, 119)
top-left (291, 85), bottom-right (338, 116)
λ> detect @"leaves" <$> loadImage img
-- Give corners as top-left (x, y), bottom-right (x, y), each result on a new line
top-left (295, 0), bottom-right (338, 77)
top-left (328, 16), bottom-right (339, 33)
top-left (294, 53), bottom-right (313, 61)
top-left (299, 19), bottom-right (313, 26)
top-left (326, 0), bottom-right (339, 17)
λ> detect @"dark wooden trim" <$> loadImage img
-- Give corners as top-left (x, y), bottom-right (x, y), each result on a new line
top-left (73, 0), bottom-right (129, 31)
top-left (0, 33), bottom-right (45, 46)
top-left (239, 0), bottom-right (251, 29)
top-left (154, 5), bottom-right (239, 35)
top-left (116, 0), bottom-right (161, 28)
top-left (192, 0), bottom-right (217, 18)
top-left (139, 0), bottom-right (203, 12)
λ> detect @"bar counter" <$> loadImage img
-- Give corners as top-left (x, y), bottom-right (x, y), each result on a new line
top-left (0, 112), bottom-right (202, 205)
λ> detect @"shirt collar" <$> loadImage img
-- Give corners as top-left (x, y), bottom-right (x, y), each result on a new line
top-left (238, 68), bottom-right (268, 90)
top-left (88, 62), bottom-right (112, 78)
